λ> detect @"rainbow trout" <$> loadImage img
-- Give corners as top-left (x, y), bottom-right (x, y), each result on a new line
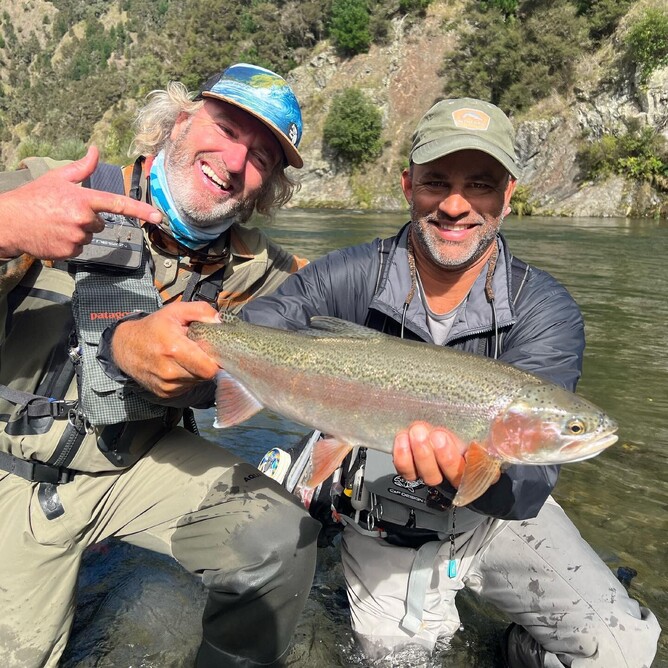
top-left (188, 314), bottom-right (618, 507)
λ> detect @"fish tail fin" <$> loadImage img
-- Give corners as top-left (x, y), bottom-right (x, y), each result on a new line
top-left (305, 438), bottom-right (353, 489)
top-left (213, 370), bottom-right (263, 428)
top-left (452, 442), bottom-right (502, 507)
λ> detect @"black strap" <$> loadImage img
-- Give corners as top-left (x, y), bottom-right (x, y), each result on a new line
top-left (182, 407), bottom-right (200, 435)
top-left (0, 450), bottom-right (76, 484)
top-left (129, 156), bottom-right (145, 202)
top-left (82, 162), bottom-right (126, 197)
top-left (0, 386), bottom-right (77, 419)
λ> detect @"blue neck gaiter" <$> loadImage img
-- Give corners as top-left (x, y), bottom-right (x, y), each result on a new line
top-left (149, 151), bottom-right (234, 249)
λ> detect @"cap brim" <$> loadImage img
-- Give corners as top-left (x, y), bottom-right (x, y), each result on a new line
top-left (411, 134), bottom-right (520, 178)
top-left (201, 91), bottom-right (303, 169)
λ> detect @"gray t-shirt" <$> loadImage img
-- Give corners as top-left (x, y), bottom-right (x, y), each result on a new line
top-left (416, 272), bottom-right (462, 345)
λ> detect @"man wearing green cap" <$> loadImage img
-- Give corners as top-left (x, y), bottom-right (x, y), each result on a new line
top-left (240, 97), bottom-right (659, 666)
top-left (0, 63), bottom-right (320, 668)
top-left (111, 95), bottom-right (659, 666)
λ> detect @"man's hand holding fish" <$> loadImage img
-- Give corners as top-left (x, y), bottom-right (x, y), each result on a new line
top-left (111, 301), bottom-right (222, 398)
top-left (392, 420), bottom-right (467, 488)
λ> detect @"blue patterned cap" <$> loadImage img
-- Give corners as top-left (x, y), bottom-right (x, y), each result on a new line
top-left (197, 63), bottom-right (303, 168)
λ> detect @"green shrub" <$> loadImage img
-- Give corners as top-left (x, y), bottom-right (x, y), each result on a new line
top-left (323, 88), bottom-right (383, 166)
top-left (103, 109), bottom-right (136, 163)
top-left (577, 120), bottom-right (668, 190)
top-left (398, 0), bottom-right (433, 15)
top-left (329, 0), bottom-right (371, 56)
top-left (481, 0), bottom-right (519, 15)
top-left (442, 0), bottom-right (589, 114)
top-left (510, 184), bottom-right (533, 216)
top-left (16, 137), bottom-right (87, 163)
top-left (625, 8), bottom-right (668, 83)
top-left (575, 0), bottom-right (633, 42)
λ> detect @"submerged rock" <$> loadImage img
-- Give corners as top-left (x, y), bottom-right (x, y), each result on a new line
top-left (62, 541), bottom-right (205, 667)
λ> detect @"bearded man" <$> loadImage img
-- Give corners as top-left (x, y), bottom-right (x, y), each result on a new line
top-left (0, 63), bottom-right (319, 668)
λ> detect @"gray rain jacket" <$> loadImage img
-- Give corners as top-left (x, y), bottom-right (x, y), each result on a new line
top-left (240, 223), bottom-right (585, 522)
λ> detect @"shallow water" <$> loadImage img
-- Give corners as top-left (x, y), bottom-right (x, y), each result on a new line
top-left (66, 211), bottom-right (667, 667)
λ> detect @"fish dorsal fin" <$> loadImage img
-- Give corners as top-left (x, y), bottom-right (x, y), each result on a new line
top-left (213, 370), bottom-right (264, 428)
top-left (308, 316), bottom-right (385, 339)
top-left (452, 442), bottom-right (502, 507)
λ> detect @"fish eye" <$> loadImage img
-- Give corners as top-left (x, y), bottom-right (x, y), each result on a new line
top-left (566, 419), bottom-right (586, 435)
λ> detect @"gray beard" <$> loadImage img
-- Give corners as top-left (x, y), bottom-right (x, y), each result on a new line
top-left (410, 207), bottom-right (502, 271)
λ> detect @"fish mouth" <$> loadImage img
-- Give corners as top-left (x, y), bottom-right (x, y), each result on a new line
top-left (559, 431), bottom-right (619, 462)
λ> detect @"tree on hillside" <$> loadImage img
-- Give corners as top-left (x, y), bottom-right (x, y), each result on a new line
top-left (329, 0), bottom-right (372, 56)
top-left (323, 87), bottom-right (383, 166)
top-left (575, 0), bottom-right (634, 42)
top-left (168, 0), bottom-right (243, 90)
top-left (441, 0), bottom-right (589, 114)
top-left (625, 7), bottom-right (668, 83)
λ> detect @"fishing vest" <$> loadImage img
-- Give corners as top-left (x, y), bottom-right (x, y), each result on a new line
top-left (0, 157), bottom-right (307, 481)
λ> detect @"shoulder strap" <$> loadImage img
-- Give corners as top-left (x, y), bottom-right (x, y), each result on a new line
top-left (82, 162), bottom-right (126, 195)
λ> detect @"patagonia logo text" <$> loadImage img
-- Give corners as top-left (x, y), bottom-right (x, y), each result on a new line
top-left (452, 108), bottom-right (491, 131)
top-left (89, 311), bottom-right (134, 321)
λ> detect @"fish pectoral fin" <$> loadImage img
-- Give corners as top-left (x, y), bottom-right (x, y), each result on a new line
top-left (213, 370), bottom-right (264, 428)
top-left (452, 442), bottom-right (502, 508)
top-left (305, 437), bottom-right (354, 489)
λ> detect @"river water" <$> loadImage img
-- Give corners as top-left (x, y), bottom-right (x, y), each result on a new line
top-left (66, 210), bottom-right (667, 667)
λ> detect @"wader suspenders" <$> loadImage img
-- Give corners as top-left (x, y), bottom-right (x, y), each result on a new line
top-left (0, 287), bottom-right (83, 483)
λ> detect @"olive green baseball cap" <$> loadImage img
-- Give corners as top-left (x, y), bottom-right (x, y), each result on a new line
top-left (410, 98), bottom-right (520, 178)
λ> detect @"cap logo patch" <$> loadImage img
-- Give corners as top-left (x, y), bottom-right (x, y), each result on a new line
top-left (287, 122), bottom-right (298, 146)
top-left (452, 108), bottom-right (491, 131)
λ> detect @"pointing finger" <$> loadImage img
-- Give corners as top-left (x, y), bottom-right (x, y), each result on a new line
top-left (87, 191), bottom-right (163, 224)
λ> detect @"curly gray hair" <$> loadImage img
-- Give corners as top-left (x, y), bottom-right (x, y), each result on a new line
top-left (130, 81), bottom-right (298, 216)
